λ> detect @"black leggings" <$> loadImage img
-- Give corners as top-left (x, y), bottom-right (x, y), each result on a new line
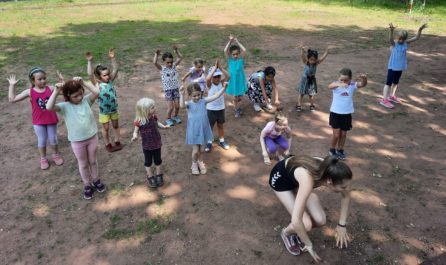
top-left (143, 148), bottom-right (162, 167)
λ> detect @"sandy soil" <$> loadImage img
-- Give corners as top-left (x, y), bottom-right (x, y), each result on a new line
top-left (1, 30), bottom-right (445, 265)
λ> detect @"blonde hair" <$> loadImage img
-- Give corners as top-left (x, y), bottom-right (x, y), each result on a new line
top-left (397, 30), bottom-right (408, 40)
top-left (135, 97), bottom-right (155, 126)
top-left (275, 106), bottom-right (288, 124)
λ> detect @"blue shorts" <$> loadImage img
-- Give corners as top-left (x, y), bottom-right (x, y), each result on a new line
top-left (164, 88), bottom-right (180, 101)
top-left (386, 69), bottom-right (403, 86)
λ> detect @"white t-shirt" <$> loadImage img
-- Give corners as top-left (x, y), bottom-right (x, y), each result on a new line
top-left (206, 82), bottom-right (225, 111)
top-left (329, 82), bottom-right (358, 114)
top-left (160, 64), bottom-right (180, 91)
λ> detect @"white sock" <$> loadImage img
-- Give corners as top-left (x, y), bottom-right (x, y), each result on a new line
top-left (219, 138), bottom-right (225, 143)
top-left (383, 85), bottom-right (390, 99)
top-left (208, 140), bottom-right (212, 144)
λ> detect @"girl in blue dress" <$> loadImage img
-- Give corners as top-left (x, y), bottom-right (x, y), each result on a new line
top-left (224, 34), bottom-right (247, 118)
top-left (180, 60), bottom-right (228, 175)
top-left (379, 23), bottom-right (427, 109)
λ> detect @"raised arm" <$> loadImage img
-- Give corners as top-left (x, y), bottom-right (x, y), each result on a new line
top-left (356, 73), bottom-right (368, 88)
top-left (108, 48), bottom-right (119, 81)
top-left (223, 35), bottom-right (234, 60)
top-left (206, 62), bottom-right (218, 88)
top-left (205, 81), bottom-right (227, 103)
top-left (388, 23), bottom-right (396, 46)
top-left (173, 45), bottom-right (183, 66)
top-left (46, 83), bottom-right (62, 112)
top-left (406, 23), bottom-right (428, 43)
top-left (7, 75), bottom-right (30, 103)
top-left (80, 78), bottom-right (100, 102)
top-left (153, 50), bottom-right (162, 71)
top-left (220, 65), bottom-right (231, 82)
top-left (335, 188), bottom-right (352, 249)
top-left (317, 46), bottom-right (332, 64)
top-left (300, 46), bottom-right (307, 64)
top-left (234, 37), bottom-right (247, 58)
top-left (182, 71), bottom-right (192, 82)
top-left (85, 51), bottom-right (96, 85)
top-left (179, 85), bottom-right (187, 108)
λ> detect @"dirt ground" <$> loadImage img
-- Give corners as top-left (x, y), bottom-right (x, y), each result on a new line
top-left (1, 29), bottom-right (445, 265)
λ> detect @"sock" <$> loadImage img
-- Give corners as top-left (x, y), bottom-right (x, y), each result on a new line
top-left (208, 140), bottom-right (212, 144)
top-left (219, 138), bottom-right (225, 143)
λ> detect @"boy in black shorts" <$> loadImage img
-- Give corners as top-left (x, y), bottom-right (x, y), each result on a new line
top-left (328, 68), bottom-right (367, 159)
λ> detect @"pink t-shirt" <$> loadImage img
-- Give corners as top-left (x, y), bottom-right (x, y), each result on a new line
top-left (263, 121), bottom-right (291, 138)
top-left (30, 86), bottom-right (58, 125)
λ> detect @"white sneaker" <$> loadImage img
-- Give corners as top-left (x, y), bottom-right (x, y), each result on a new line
top-left (253, 103), bottom-right (261, 112)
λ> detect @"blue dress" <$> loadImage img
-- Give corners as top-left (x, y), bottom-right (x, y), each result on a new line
top-left (186, 98), bottom-right (213, 145)
top-left (297, 64), bottom-right (318, 96)
top-left (227, 57), bottom-right (247, 96)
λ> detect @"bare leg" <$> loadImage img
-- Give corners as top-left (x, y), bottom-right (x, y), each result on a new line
top-left (274, 190), bottom-right (314, 232)
top-left (191, 145), bottom-right (200, 162)
top-left (101, 122), bottom-right (110, 146)
top-left (166, 101), bottom-right (174, 120)
top-left (174, 99), bottom-right (180, 116)
top-left (49, 144), bottom-right (59, 155)
top-left (145, 166), bottom-right (154, 178)
top-left (297, 94), bottom-right (304, 106)
top-left (390, 83), bottom-right (398, 97)
top-left (38, 146), bottom-right (47, 158)
top-left (309, 95), bottom-right (315, 106)
top-left (337, 130), bottom-right (347, 150)
top-left (331, 128), bottom-right (341, 149)
top-left (155, 165), bottom-right (162, 175)
top-left (217, 123), bottom-right (225, 139)
top-left (111, 119), bottom-right (121, 143)
top-left (382, 84), bottom-right (390, 99)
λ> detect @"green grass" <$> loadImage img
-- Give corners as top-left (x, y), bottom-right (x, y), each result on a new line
top-left (103, 215), bottom-right (166, 240)
top-left (0, 0), bottom-right (445, 97)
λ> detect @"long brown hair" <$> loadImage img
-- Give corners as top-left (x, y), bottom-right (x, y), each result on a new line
top-left (286, 155), bottom-right (352, 185)
top-left (61, 80), bottom-right (84, 102)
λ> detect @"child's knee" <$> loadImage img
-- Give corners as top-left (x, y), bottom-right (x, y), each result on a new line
top-left (267, 145), bottom-right (277, 154)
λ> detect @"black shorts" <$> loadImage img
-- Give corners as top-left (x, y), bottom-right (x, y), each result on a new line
top-left (207, 109), bottom-right (225, 127)
top-left (386, 69), bottom-right (403, 86)
top-left (329, 112), bottom-right (352, 131)
top-left (143, 148), bottom-right (162, 167)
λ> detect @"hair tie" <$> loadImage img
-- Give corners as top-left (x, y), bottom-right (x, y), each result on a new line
top-left (28, 67), bottom-right (44, 79)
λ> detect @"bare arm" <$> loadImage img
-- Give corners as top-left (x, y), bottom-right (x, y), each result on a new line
top-left (206, 65), bottom-right (216, 88)
top-left (388, 23), bottom-right (396, 46)
top-left (205, 82), bottom-right (227, 103)
top-left (182, 71), bottom-right (192, 82)
top-left (179, 86), bottom-right (187, 108)
top-left (220, 66), bottom-right (231, 82)
top-left (85, 52), bottom-right (96, 85)
top-left (131, 126), bottom-right (139, 142)
top-left (77, 77), bottom-right (100, 102)
top-left (328, 81), bottom-right (342, 90)
top-left (153, 50), bottom-right (162, 71)
top-left (46, 84), bottom-right (61, 112)
top-left (157, 121), bottom-right (170, 128)
top-left (259, 128), bottom-right (269, 157)
top-left (109, 48), bottom-right (119, 81)
top-left (406, 23), bottom-right (428, 43)
top-left (356, 73), bottom-right (368, 88)
top-left (317, 46), bottom-right (331, 64)
top-left (272, 79), bottom-right (280, 105)
top-left (223, 35), bottom-right (234, 60)
top-left (234, 37), bottom-right (247, 58)
top-left (7, 75), bottom-right (30, 103)
top-left (173, 45), bottom-right (183, 66)
top-left (300, 47), bottom-right (307, 64)
top-left (335, 187), bottom-right (352, 249)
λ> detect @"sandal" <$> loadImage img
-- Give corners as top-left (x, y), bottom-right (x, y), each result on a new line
top-left (309, 105), bottom-right (316, 111)
top-left (147, 176), bottom-right (157, 188)
top-left (295, 105), bottom-right (302, 112)
top-left (155, 174), bottom-right (164, 187)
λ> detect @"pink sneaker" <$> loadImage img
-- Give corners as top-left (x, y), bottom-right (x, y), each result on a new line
top-left (52, 153), bottom-right (64, 166)
top-left (389, 95), bottom-right (402, 104)
top-left (379, 98), bottom-right (394, 109)
top-left (40, 157), bottom-right (50, 170)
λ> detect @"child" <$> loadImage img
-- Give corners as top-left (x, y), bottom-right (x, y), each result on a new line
top-left (296, 46), bottom-right (330, 111)
top-left (328, 68), bottom-right (367, 160)
top-left (260, 106), bottom-right (292, 166)
top-left (205, 61), bottom-right (231, 152)
top-left (224, 34), bottom-right (247, 118)
top-left (7, 68), bottom-right (64, 170)
top-left (46, 77), bottom-right (106, 200)
top-left (131, 98), bottom-right (170, 188)
top-left (153, 46), bottom-right (183, 126)
top-left (86, 48), bottom-right (122, 152)
top-left (246, 66), bottom-right (280, 112)
top-left (180, 79), bottom-right (227, 175)
top-left (182, 58), bottom-right (206, 92)
top-left (379, 23), bottom-right (427, 108)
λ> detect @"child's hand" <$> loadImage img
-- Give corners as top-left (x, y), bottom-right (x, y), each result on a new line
top-left (359, 73), bottom-right (367, 79)
top-left (73, 76), bottom-right (83, 84)
top-left (85, 51), bottom-right (93, 61)
top-left (263, 153), bottom-right (271, 166)
top-left (229, 34), bottom-right (235, 42)
top-left (173, 45), bottom-right (178, 51)
top-left (56, 70), bottom-right (64, 83)
top-left (389, 23), bottom-right (396, 30)
top-left (131, 135), bottom-right (138, 142)
top-left (108, 48), bottom-right (115, 59)
top-left (223, 81), bottom-right (229, 88)
top-left (419, 23), bottom-right (428, 31)
top-left (327, 45), bottom-right (335, 52)
top-left (179, 85), bottom-right (185, 93)
top-left (274, 99), bottom-right (281, 105)
top-left (55, 82), bottom-right (64, 94)
top-left (7, 75), bottom-right (19, 86)
top-left (155, 49), bottom-right (161, 56)
top-left (215, 58), bottom-right (220, 68)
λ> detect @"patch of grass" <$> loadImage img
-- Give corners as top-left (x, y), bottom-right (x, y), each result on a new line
top-left (103, 216), bottom-right (166, 240)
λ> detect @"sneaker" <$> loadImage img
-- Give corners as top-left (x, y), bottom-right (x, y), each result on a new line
top-left (155, 174), bottom-right (164, 187)
top-left (296, 236), bottom-right (306, 252)
top-left (205, 142), bottom-right (212, 152)
top-left (336, 150), bottom-right (347, 160)
top-left (106, 143), bottom-right (114, 152)
top-left (379, 98), bottom-right (394, 109)
top-left (234, 108), bottom-right (241, 118)
top-left (278, 155), bottom-right (285, 161)
top-left (219, 141), bottom-right (229, 150)
top-left (114, 141), bottom-right (123, 151)
top-left (264, 103), bottom-right (273, 110)
top-left (191, 162), bottom-right (200, 175)
top-left (253, 103), bottom-right (261, 112)
top-left (295, 105), bottom-right (302, 112)
top-left (280, 229), bottom-right (301, 256)
top-left (40, 157), bottom-right (50, 170)
top-left (83, 185), bottom-right (94, 200)
top-left (389, 95), bottom-right (402, 104)
top-left (328, 149), bottom-right (337, 156)
top-left (147, 176), bottom-right (157, 188)
top-left (166, 119), bottom-right (175, 127)
top-left (309, 105), bottom-right (316, 111)
top-left (197, 160), bottom-right (207, 174)
top-left (52, 153), bottom-right (64, 166)
top-left (173, 116), bottom-right (182, 124)
top-left (92, 179), bottom-right (106, 192)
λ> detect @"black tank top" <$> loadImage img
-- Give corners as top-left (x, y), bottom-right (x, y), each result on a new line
top-left (269, 158), bottom-right (299, 192)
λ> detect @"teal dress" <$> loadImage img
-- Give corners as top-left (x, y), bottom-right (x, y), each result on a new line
top-left (227, 57), bottom-right (247, 96)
